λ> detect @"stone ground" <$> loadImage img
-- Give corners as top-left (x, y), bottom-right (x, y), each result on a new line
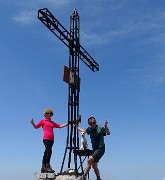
top-left (34, 172), bottom-right (90, 180)
top-left (54, 175), bottom-right (88, 180)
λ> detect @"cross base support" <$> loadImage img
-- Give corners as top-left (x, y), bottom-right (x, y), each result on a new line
top-left (34, 172), bottom-right (57, 179)
top-left (34, 172), bottom-right (89, 180)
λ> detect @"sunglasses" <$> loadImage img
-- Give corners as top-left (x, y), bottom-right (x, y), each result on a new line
top-left (46, 113), bottom-right (53, 116)
top-left (89, 122), bottom-right (96, 125)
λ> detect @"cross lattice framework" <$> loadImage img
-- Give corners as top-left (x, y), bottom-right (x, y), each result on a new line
top-left (38, 8), bottom-right (99, 175)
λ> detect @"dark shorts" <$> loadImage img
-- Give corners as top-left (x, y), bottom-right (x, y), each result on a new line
top-left (92, 149), bottom-right (105, 162)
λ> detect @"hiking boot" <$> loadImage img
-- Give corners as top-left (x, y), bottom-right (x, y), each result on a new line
top-left (45, 164), bottom-right (54, 173)
top-left (41, 164), bottom-right (46, 173)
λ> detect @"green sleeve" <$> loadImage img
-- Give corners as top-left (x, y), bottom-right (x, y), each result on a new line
top-left (100, 127), bottom-right (106, 136)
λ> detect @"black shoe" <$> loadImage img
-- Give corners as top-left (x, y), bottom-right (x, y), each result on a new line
top-left (45, 164), bottom-right (54, 173)
top-left (41, 164), bottom-right (46, 173)
top-left (79, 174), bottom-right (86, 180)
top-left (41, 168), bottom-right (46, 173)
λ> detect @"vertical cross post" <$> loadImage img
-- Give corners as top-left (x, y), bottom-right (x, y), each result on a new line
top-left (61, 9), bottom-right (80, 174)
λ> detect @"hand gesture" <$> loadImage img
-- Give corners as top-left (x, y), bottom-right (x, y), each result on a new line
top-left (104, 120), bottom-right (108, 127)
top-left (30, 118), bottom-right (34, 125)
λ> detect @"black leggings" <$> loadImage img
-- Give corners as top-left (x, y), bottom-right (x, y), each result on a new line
top-left (42, 139), bottom-right (54, 165)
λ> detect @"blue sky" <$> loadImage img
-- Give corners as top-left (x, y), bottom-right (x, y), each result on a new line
top-left (0, 0), bottom-right (165, 180)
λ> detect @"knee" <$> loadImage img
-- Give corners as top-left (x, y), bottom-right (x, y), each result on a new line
top-left (87, 157), bottom-right (94, 165)
top-left (87, 159), bottom-right (91, 165)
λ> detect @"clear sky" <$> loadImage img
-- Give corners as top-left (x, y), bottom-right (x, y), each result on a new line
top-left (0, 0), bottom-right (165, 180)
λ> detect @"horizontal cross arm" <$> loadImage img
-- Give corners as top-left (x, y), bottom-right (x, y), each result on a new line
top-left (79, 45), bottom-right (99, 72)
top-left (38, 8), bottom-right (99, 72)
top-left (38, 8), bottom-right (71, 48)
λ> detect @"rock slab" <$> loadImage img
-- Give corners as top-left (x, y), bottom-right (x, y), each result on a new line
top-left (34, 172), bottom-right (89, 180)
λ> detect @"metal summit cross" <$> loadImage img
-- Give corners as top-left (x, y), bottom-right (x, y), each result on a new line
top-left (38, 8), bottom-right (99, 176)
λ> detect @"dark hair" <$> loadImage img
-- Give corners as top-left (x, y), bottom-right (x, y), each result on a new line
top-left (88, 117), bottom-right (95, 122)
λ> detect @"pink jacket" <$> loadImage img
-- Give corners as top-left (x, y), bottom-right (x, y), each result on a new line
top-left (35, 118), bottom-right (60, 141)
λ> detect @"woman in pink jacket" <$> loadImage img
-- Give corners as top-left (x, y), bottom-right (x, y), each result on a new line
top-left (30, 108), bottom-right (68, 173)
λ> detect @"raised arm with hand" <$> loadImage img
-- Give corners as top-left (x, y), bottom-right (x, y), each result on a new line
top-left (104, 120), bottom-right (110, 135)
top-left (30, 118), bottom-right (37, 129)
